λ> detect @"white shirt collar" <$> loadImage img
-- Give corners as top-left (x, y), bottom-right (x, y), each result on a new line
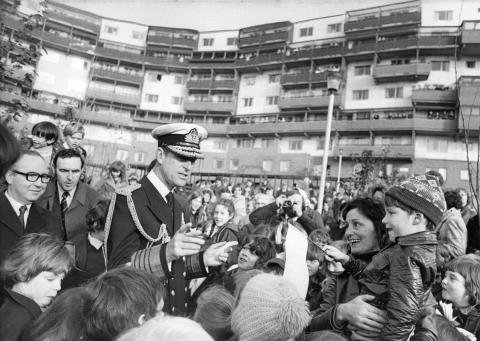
top-left (4, 190), bottom-right (32, 216)
top-left (88, 233), bottom-right (104, 250)
top-left (147, 170), bottom-right (171, 201)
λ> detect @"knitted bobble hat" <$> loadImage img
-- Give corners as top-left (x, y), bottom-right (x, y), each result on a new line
top-left (386, 174), bottom-right (446, 226)
top-left (231, 273), bottom-right (311, 341)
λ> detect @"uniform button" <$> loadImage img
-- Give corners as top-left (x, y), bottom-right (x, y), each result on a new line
top-left (185, 287), bottom-right (188, 292)
top-left (172, 307), bottom-right (175, 312)
top-left (182, 272), bottom-right (186, 277)
top-left (182, 256), bottom-right (186, 261)
top-left (171, 290), bottom-right (175, 296)
top-left (185, 303), bottom-right (188, 308)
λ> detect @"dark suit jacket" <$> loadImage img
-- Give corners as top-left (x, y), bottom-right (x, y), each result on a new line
top-left (0, 192), bottom-right (63, 266)
top-left (0, 289), bottom-right (41, 341)
top-left (37, 181), bottom-right (101, 241)
top-left (107, 176), bottom-right (208, 316)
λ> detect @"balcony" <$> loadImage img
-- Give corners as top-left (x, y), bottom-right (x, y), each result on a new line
top-left (172, 37), bottom-right (197, 49)
top-left (211, 79), bottom-right (236, 89)
top-left (461, 26), bottom-right (480, 56)
top-left (187, 79), bottom-right (211, 89)
top-left (238, 35), bottom-right (262, 47)
top-left (334, 144), bottom-right (415, 160)
top-left (85, 88), bottom-right (140, 106)
top-left (184, 100), bottom-right (235, 112)
top-left (312, 45), bottom-right (344, 59)
top-left (228, 121), bottom-right (327, 136)
top-left (147, 35), bottom-right (173, 46)
top-left (143, 55), bottom-right (190, 69)
top-left (372, 63), bottom-right (431, 83)
top-left (459, 77), bottom-right (480, 108)
top-left (91, 68), bottom-right (144, 84)
top-left (260, 31), bottom-right (289, 43)
top-left (417, 35), bottom-right (457, 49)
top-left (411, 89), bottom-right (458, 107)
top-left (376, 36), bottom-right (418, 52)
top-left (46, 10), bottom-right (100, 33)
top-left (280, 72), bottom-right (327, 86)
top-left (94, 47), bottom-right (144, 64)
top-left (278, 94), bottom-right (340, 109)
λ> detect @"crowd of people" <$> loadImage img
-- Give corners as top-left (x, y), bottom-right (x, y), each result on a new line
top-left (0, 119), bottom-right (480, 341)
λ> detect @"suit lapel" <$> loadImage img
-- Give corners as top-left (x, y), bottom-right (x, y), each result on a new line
top-left (0, 192), bottom-right (23, 237)
top-left (26, 204), bottom-right (47, 233)
top-left (140, 178), bottom-right (175, 236)
top-left (69, 183), bottom-right (86, 212)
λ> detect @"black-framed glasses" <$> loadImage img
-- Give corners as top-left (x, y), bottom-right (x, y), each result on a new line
top-left (12, 170), bottom-right (51, 183)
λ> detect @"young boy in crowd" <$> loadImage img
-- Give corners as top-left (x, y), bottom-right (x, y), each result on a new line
top-left (325, 175), bottom-right (445, 341)
top-left (30, 121), bottom-right (59, 170)
top-left (306, 230), bottom-right (331, 310)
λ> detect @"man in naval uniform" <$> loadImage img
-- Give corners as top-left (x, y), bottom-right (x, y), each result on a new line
top-left (106, 123), bottom-right (233, 316)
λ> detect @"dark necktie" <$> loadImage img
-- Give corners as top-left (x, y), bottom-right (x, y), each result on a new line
top-left (60, 192), bottom-right (69, 238)
top-left (18, 205), bottom-right (27, 230)
top-left (166, 192), bottom-right (173, 208)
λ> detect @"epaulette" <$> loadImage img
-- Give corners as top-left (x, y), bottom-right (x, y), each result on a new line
top-left (115, 183), bottom-right (142, 196)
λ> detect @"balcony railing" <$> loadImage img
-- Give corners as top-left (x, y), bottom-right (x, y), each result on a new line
top-left (280, 72), bottom-right (327, 85)
top-left (143, 55), bottom-right (190, 68)
top-left (211, 79), bottom-right (236, 89)
top-left (184, 100), bottom-right (235, 112)
top-left (46, 10), bottom-right (100, 33)
top-left (278, 94), bottom-right (340, 109)
top-left (373, 62), bottom-right (431, 83)
top-left (172, 37), bottom-right (197, 48)
top-left (412, 89), bottom-right (458, 106)
top-left (459, 77), bottom-right (480, 107)
top-left (147, 35), bottom-right (173, 45)
top-left (94, 47), bottom-right (144, 63)
top-left (91, 68), bottom-right (144, 84)
top-left (461, 29), bottom-right (480, 56)
top-left (260, 31), bottom-right (289, 43)
top-left (186, 79), bottom-right (211, 89)
top-left (334, 144), bottom-right (415, 159)
top-left (86, 88), bottom-right (140, 106)
top-left (238, 35), bottom-right (262, 46)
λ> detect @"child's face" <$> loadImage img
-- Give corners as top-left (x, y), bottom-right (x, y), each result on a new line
top-left (233, 187), bottom-right (242, 197)
top-left (214, 204), bottom-right (232, 227)
top-left (31, 134), bottom-right (52, 149)
top-left (383, 206), bottom-right (416, 242)
top-left (190, 197), bottom-right (203, 212)
top-left (307, 259), bottom-right (320, 276)
top-left (327, 261), bottom-right (345, 276)
top-left (19, 271), bottom-right (64, 308)
top-left (238, 243), bottom-right (259, 270)
top-left (442, 271), bottom-right (470, 307)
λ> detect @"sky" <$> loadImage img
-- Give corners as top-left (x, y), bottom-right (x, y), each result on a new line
top-left (55, 0), bottom-right (400, 31)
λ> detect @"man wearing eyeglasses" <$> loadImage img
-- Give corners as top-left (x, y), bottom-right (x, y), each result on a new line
top-left (0, 150), bottom-right (63, 273)
top-left (37, 149), bottom-right (101, 241)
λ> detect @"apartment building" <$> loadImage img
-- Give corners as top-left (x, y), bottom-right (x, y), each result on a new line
top-left (1, 0), bottom-right (480, 188)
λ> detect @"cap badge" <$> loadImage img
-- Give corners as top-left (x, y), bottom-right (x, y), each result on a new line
top-left (185, 128), bottom-right (200, 144)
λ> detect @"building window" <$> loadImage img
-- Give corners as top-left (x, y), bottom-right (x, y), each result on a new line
top-left (354, 65), bottom-right (371, 76)
top-left (104, 26), bottom-right (118, 34)
top-left (244, 76), bottom-right (256, 86)
top-left (171, 96), bottom-right (183, 105)
top-left (385, 87), bottom-right (403, 98)
top-left (268, 74), bottom-right (280, 83)
top-left (266, 96), bottom-right (279, 105)
top-left (467, 61), bottom-right (476, 69)
top-left (133, 152), bottom-right (146, 163)
top-left (434, 10), bottom-right (453, 21)
top-left (131, 31), bottom-right (144, 40)
top-left (299, 27), bottom-right (313, 37)
top-left (242, 97), bottom-right (253, 107)
top-left (327, 23), bottom-right (342, 33)
top-left (460, 170), bottom-right (469, 181)
top-left (174, 75), bottom-right (185, 85)
top-left (262, 160), bottom-right (273, 172)
top-left (230, 159), bottom-right (239, 171)
top-left (148, 73), bottom-right (162, 82)
top-left (261, 138), bottom-right (274, 148)
top-left (431, 61), bottom-right (450, 71)
top-left (203, 38), bottom-right (214, 46)
top-left (145, 94), bottom-right (158, 103)
top-left (214, 139), bottom-right (227, 150)
top-left (116, 149), bottom-right (129, 161)
top-left (214, 159), bottom-right (224, 169)
top-left (227, 37), bottom-right (237, 45)
top-left (289, 140), bottom-right (303, 150)
top-left (236, 138), bottom-right (254, 148)
top-left (280, 160), bottom-right (291, 172)
top-left (352, 90), bottom-right (369, 100)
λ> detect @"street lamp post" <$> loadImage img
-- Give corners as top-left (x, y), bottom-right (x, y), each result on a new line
top-left (336, 148), bottom-right (343, 193)
top-left (317, 71), bottom-right (342, 214)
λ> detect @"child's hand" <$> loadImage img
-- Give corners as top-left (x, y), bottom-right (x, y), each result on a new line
top-left (322, 245), bottom-right (349, 264)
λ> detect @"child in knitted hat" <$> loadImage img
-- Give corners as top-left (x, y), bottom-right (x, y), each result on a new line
top-left (324, 175), bottom-right (446, 341)
top-left (231, 273), bottom-right (311, 341)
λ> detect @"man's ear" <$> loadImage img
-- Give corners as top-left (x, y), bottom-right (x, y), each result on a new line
top-left (156, 147), bottom-right (165, 165)
top-left (4, 169), bottom-right (14, 185)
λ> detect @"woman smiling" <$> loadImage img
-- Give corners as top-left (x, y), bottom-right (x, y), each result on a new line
top-left (309, 197), bottom-right (389, 339)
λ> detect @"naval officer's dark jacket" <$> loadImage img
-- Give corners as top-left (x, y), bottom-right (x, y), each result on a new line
top-left (106, 176), bottom-right (208, 316)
